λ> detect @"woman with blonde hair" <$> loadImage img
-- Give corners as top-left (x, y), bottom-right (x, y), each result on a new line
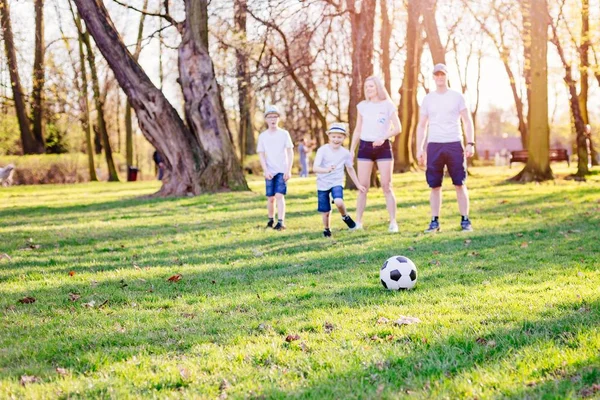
top-left (349, 76), bottom-right (401, 232)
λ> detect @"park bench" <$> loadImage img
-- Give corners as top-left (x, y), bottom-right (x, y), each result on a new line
top-left (509, 149), bottom-right (570, 168)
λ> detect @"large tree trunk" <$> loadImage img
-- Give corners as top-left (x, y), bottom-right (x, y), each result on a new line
top-left (125, 0), bottom-right (148, 178)
top-left (394, 0), bottom-right (421, 173)
top-left (31, 0), bottom-right (46, 151)
top-left (511, 0), bottom-right (552, 182)
top-left (421, 0), bottom-right (445, 64)
top-left (577, 0), bottom-right (596, 165)
top-left (347, 0), bottom-right (378, 189)
top-left (0, 0), bottom-right (41, 154)
top-left (234, 0), bottom-right (256, 163)
top-left (178, 0), bottom-right (248, 190)
top-left (81, 27), bottom-right (119, 182)
top-left (73, 0), bottom-right (248, 195)
top-left (380, 0), bottom-right (391, 94)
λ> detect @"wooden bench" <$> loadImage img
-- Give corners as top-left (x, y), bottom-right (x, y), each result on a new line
top-left (509, 149), bottom-right (570, 168)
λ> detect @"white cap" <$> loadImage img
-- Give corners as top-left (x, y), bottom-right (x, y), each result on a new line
top-left (264, 105), bottom-right (280, 117)
top-left (433, 63), bottom-right (448, 75)
top-left (327, 123), bottom-right (347, 136)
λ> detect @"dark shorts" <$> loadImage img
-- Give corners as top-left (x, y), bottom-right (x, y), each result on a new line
top-left (265, 173), bottom-right (287, 197)
top-left (317, 186), bottom-right (344, 212)
top-left (357, 139), bottom-right (393, 162)
top-left (426, 141), bottom-right (466, 188)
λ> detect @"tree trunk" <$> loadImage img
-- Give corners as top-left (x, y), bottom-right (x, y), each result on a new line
top-left (31, 0), bottom-right (46, 151)
top-left (577, 0), bottom-right (596, 165)
top-left (73, 0), bottom-right (248, 194)
top-left (521, 0), bottom-right (532, 149)
top-left (234, 0), bottom-right (256, 163)
top-left (421, 0), bottom-right (445, 64)
top-left (81, 27), bottom-right (119, 182)
top-left (125, 0), bottom-right (148, 178)
top-left (511, 0), bottom-right (552, 182)
top-left (0, 0), bottom-right (40, 154)
top-left (380, 0), bottom-right (391, 94)
top-left (394, 0), bottom-right (420, 173)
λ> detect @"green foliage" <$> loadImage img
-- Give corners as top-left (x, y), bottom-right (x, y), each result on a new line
top-left (0, 167), bottom-right (599, 398)
top-left (44, 123), bottom-right (69, 154)
top-left (0, 115), bottom-right (23, 155)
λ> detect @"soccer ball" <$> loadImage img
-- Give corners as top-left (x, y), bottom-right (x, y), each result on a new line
top-left (380, 256), bottom-right (418, 290)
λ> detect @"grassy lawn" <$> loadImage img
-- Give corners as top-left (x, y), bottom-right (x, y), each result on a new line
top-left (1, 166), bottom-right (599, 399)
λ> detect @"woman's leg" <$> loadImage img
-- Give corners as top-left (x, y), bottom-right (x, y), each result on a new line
top-left (356, 160), bottom-right (373, 224)
top-left (377, 159), bottom-right (397, 224)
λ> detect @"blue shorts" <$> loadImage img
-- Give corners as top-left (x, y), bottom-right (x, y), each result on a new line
top-left (265, 173), bottom-right (287, 197)
top-left (357, 139), bottom-right (393, 162)
top-left (317, 186), bottom-right (344, 212)
top-left (426, 142), bottom-right (466, 188)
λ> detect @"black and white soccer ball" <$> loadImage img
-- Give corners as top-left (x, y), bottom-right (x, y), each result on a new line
top-left (380, 256), bottom-right (418, 290)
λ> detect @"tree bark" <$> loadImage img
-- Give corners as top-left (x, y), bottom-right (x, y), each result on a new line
top-left (394, 0), bottom-right (421, 173)
top-left (234, 0), bottom-right (256, 163)
top-left (577, 0), bottom-right (596, 165)
top-left (125, 0), bottom-right (148, 179)
top-left (0, 0), bottom-right (41, 154)
top-left (73, 0), bottom-right (248, 195)
top-left (380, 0), bottom-right (391, 94)
top-left (421, 0), bottom-right (445, 64)
top-left (31, 0), bottom-right (46, 151)
top-left (511, 0), bottom-right (552, 182)
top-left (81, 26), bottom-right (119, 182)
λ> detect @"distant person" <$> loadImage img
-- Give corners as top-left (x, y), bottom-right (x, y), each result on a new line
top-left (257, 105), bottom-right (294, 231)
top-left (313, 123), bottom-right (365, 237)
top-left (153, 150), bottom-right (165, 180)
top-left (585, 124), bottom-right (593, 167)
top-left (416, 63), bottom-right (475, 233)
top-left (298, 137), bottom-right (315, 177)
top-left (349, 76), bottom-right (401, 232)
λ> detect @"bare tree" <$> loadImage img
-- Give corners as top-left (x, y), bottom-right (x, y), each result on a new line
top-left (31, 0), bottom-right (46, 150)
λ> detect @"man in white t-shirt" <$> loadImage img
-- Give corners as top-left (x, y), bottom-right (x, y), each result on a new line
top-left (257, 105), bottom-right (294, 231)
top-left (416, 63), bottom-right (475, 233)
top-left (313, 123), bottom-right (366, 237)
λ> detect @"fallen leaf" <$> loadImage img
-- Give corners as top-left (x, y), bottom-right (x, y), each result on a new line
top-left (432, 250), bottom-right (440, 255)
top-left (285, 334), bottom-right (300, 342)
top-left (376, 384), bottom-right (385, 396)
top-left (82, 300), bottom-right (96, 308)
top-left (429, 260), bottom-right (441, 266)
top-left (535, 209), bottom-right (542, 214)
top-left (55, 367), bottom-right (68, 376)
top-left (394, 316), bottom-right (421, 326)
top-left (516, 233), bottom-right (524, 237)
top-left (252, 248), bottom-right (264, 257)
top-left (376, 317), bottom-right (389, 324)
top-left (0, 253), bottom-right (11, 261)
top-left (133, 264), bottom-right (141, 270)
top-left (69, 293), bottom-right (81, 302)
top-left (468, 251), bottom-right (479, 257)
top-left (18, 296), bottom-right (36, 304)
top-left (359, 259), bottom-right (368, 264)
top-left (464, 239), bottom-right (472, 246)
top-left (167, 274), bottom-right (182, 282)
top-left (476, 337), bottom-right (487, 345)
top-left (219, 378), bottom-right (231, 391)
top-left (299, 342), bottom-right (309, 352)
top-left (323, 322), bottom-right (334, 333)
top-left (499, 199), bottom-right (509, 204)
top-left (68, 271), bottom-right (76, 276)
top-left (20, 375), bottom-right (40, 386)
top-left (407, 246), bottom-right (415, 251)
top-left (178, 366), bottom-right (190, 381)
top-left (520, 242), bottom-right (529, 248)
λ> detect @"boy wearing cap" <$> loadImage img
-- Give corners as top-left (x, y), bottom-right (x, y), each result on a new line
top-left (416, 63), bottom-right (475, 232)
top-left (313, 123), bottom-right (366, 237)
top-left (257, 105), bottom-right (294, 231)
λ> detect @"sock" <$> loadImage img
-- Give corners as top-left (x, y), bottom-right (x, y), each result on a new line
top-left (461, 215), bottom-right (469, 221)
top-left (324, 228), bottom-right (331, 232)
top-left (342, 214), bottom-right (348, 219)
top-left (278, 219), bottom-right (283, 225)
top-left (268, 217), bottom-right (274, 223)
top-left (432, 216), bottom-right (439, 222)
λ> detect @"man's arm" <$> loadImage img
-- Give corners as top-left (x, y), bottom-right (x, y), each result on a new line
top-left (460, 109), bottom-right (475, 158)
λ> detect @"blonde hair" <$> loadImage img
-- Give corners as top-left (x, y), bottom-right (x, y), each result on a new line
top-left (363, 76), bottom-right (392, 102)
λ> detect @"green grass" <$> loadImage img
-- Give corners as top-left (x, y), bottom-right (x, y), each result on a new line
top-left (1, 166), bottom-right (599, 399)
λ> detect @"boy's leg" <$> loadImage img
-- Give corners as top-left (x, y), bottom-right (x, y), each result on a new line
top-left (334, 198), bottom-right (347, 215)
top-left (275, 193), bottom-right (285, 222)
top-left (322, 212), bottom-right (331, 229)
top-left (318, 189), bottom-right (332, 236)
top-left (273, 173), bottom-right (287, 229)
top-left (267, 196), bottom-right (275, 219)
top-left (265, 175), bottom-right (276, 227)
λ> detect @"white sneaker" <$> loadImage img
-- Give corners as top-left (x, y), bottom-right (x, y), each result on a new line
top-left (353, 222), bottom-right (363, 230)
top-left (388, 222), bottom-right (399, 233)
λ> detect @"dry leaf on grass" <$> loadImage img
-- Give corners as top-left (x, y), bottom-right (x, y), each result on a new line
top-left (464, 239), bottom-right (472, 246)
top-left (56, 367), bottom-right (68, 376)
top-left (167, 274), bottom-right (182, 282)
top-left (376, 317), bottom-right (390, 324)
top-left (0, 253), bottom-right (11, 261)
top-left (178, 366), bottom-right (190, 381)
top-left (394, 316), bottom-right (421, 326)
top-left (285, 334), bottom-right (300, 342)
top-left (20, 375), bottom-right (40, 386)
top-left (323, 322), bottom-right (334, 333)
top-left (18, 296), bottom-right (36, 304)
top-left (82, 300), bottom-right (96, 308)
top-left (69, 293), bottom-right (81, 302)
top-left (68, 271), bottom-right (76, 276)
top-left (520, 242), bottom-right (529, 248)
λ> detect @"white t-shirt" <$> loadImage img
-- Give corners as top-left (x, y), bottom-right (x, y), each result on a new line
top-left (313, 144), bottom-right (353, 190)
top-left (357, 100), bottom-right (396, 142)
top-left (256, 128), bottom-right (294, 175)
top-left (420, 89), bottom-right (469, 143)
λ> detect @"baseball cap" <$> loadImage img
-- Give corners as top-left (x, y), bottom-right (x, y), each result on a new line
top-left (433, 63), bottom-right (448, 75)
top-left (264, 105), bottom-right (280, 117)
top-left (327, 123), bottom-right (347, 136)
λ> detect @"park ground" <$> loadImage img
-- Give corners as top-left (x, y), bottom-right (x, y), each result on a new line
top-left (0, 166), bottom-right (599, 399)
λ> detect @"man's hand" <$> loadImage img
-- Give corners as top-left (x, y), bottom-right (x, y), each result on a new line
top-left (417, 150), bottom-right (426, 167)
top-left (465, 144), bottom-right (475, 158)
top-left (264, 172), bottom-right (273, 180)
top-left (284, 172), bottom-right (291, 181)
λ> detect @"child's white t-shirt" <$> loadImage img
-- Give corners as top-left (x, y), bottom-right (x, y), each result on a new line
top-left (256, 128), bottom-right (294, 175)
top-left (357, 100), bottom-right (396, 142)
top-left (313, 144), bottom-right (353, 190)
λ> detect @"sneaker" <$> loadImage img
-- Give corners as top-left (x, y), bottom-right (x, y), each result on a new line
top-left (266, 220), bottom-right (274, 228)
top-left (342, 215), bottom-right (357, 230)
top-left (388, 222), bottom-right (399, 233)
top-left (353, 222), bottom-right (363, 230)
top-left (424, 219), bottom-right (441, 233)
top-left (323, 229), bottom-right (332, 238)
top-left (273, 222), bottom-right (286, 231)
top-left (461, 219), bottom-right (473, 232)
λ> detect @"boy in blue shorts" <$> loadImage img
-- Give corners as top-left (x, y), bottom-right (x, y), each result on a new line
top-left (257, 105), bottom-right (294, 231)
top-left (313, 123), bottom-right (366, 237)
